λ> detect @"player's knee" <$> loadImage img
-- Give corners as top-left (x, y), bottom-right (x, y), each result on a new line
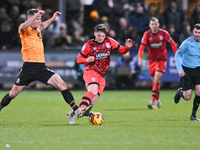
top-left (93, 92), bottom-right (98, 96)
top-left (184, 95), bottom-right (191, 100)
top-left (154, 78), bottom-right (160, 83)
top-left (9, 91), bottom-right (18, 98)
top-left (58, 81), bottom-right (67, 91)
top-left (183, 91), bottom-right (192, 100)
top-left (89, 90), bottom-right (98, 96)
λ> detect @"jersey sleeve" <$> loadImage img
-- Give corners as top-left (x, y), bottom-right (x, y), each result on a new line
top-left (163, 30), bottom-right (177, 53)
top-left (175, 40), bottom-right (188, 72)
top-left (77, 43), bottom-right (90, 64)
top-left (18, 23), bottom-right (28, 35)
top-left (163, 30), bottom-right (171, 42)
top-left (140, 32), bottom-right (148, 45)
top-left (138, 32), bottom-right (147, 59)
top-left (109, 37), bottom-right (129, 54)
top-left (109, 37), bottom-right (120, 50)
top-left (18, 24), bottom-right (24, 35)
top-left (18, 24), bottom-right (22, 34)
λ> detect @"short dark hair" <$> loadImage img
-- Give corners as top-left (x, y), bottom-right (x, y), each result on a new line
top-left (95, 24), bottom-right (108, 34)
top-left (194, 23), bottom-right (200, 30)
top-left (27, 9), bottom-right (39, 17)
top-left (150, 17), bottom-right (159, 23)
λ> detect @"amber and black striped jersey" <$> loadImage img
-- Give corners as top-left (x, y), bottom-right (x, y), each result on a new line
top-left (19, 24), bottom-right (45, 63)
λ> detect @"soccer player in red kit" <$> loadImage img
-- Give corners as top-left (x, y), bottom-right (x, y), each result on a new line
top-left (67, 24), bottom-right (134, 124)
top-left (138, 17), bottom-right (177, 109)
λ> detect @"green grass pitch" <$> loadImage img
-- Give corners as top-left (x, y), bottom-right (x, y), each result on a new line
top-left (0, 90), bottom-right (200, 150)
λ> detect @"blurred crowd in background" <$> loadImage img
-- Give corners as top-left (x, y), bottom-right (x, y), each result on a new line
top-left (0, 0), bottom-right (199, 51)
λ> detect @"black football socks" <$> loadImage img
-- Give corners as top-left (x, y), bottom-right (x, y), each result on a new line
top-left (192, 95), bottom-right (200, 117)
top-left (0, 93), bottom-right (13, 110)
top-left (61, 89), bottom-right (78, 111)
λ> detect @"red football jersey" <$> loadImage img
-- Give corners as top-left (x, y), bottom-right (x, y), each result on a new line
top-left (77, 36), bottom-right (128, 77)
top-left (140, 29), bottom-right (172, 62)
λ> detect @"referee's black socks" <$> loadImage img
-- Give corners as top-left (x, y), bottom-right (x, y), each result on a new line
top-left (192, 95), bottom-right (200, 117)
top-left (61, 89), bottom-right (78, 111)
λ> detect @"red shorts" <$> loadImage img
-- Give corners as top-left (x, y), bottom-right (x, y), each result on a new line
top-left (83, 70), bottom-right (106, 95)
top-left (149, 61), bottom-right (166, 76)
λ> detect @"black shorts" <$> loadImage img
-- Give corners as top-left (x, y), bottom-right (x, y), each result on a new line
top-left (181, 65), bottom-right (200, 91)
top-left (15, 62), bottom-right (55, 86)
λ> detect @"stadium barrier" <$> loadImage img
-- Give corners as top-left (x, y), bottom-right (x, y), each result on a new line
top-left (0, 49), bottom-right (179, 89)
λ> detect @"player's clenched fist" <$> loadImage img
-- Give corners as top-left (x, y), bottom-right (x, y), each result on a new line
top-left (54, 11), bottom-right (62, 15)
top-left (52, 11), bottom-right (62, 20)
top-left (37, 10), bottom-right (45, 17)
top-left (86, 56), bottom-right (95, 63)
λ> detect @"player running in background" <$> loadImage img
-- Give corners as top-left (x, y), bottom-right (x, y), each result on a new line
top-left (174, 24), bottom-right (200, 121)
top-left (67, 24), bottom-right (134, 124)
top-left (138, 17), bottom-right (177, 109)
top-left (0, 9), bottom-right (90, 119)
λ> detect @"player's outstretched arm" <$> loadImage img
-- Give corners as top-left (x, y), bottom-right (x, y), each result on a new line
top-left (117, 38), bottom-right (134, 54)
top-left (40, 11), bottom-right (62, 31)
top-left (169, 39), bottom-right (178, 54)
top-left (138, 44), bottom-right (145, 67)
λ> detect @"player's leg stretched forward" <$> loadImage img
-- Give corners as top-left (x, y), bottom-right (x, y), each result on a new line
top-left (0, 85), bottom-right (25, 111)
top-left (78, 82), bottom-right (103, 115)
top-left (67, 70), bottom-right (106, 124)
top-left (67, 95), bottom-right (95, 124)
top-left (48, 74), bottom-right (91, 118)
top-left (67, 84), bottom-right (98, 124)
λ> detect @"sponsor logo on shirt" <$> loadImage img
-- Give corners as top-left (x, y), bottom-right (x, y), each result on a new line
top-left (96, 51), bottom-right (110, 59)
top-left (150, 42), bottom-right (163, 48)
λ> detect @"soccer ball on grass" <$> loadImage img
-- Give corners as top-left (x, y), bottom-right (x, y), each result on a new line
top-left (89, 112), bottom-right (104, 125)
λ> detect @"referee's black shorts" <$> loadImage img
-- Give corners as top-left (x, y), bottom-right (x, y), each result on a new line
top-left (181, 65), bottom-right (200, 91)
top-left (15, 62), bottom-right (55, 86)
